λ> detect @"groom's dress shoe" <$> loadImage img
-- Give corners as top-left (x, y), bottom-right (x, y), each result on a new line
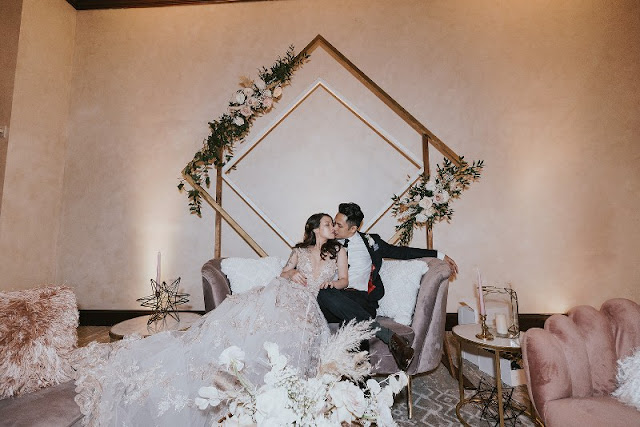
top-left (388, 333), bottom-right (414, 370)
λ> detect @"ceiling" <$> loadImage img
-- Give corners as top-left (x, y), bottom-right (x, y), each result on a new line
top-left (66, 0), bottom-right (274, 10)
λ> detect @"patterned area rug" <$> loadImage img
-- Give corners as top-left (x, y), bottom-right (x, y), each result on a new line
top-left (390, 362), bottom-right (537, 426)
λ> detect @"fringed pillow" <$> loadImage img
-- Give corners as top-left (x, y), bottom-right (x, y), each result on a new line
top-left (612, 347), bottom-right (640, 411)
top-left (0, 286), bottom-right (79, 398)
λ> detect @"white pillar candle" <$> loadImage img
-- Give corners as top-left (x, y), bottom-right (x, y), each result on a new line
top-left (495, 313), bottom-right (508, 335)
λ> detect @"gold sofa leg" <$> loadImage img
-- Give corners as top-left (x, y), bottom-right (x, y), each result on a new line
top-left (406, 374), bottom-right (413, 419)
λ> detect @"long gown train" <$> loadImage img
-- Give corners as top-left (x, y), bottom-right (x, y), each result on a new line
top-left (72, 248), bottom-right (334, 426)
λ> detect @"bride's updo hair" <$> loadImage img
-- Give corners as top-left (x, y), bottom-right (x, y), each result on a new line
top-left (295, 213), bottom-right (340, 260)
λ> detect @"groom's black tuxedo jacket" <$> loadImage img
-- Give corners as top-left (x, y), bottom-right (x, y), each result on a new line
top-left (359, 232), bottom-right (438, 304)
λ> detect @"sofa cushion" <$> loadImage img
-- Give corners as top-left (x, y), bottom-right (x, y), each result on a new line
top-left (544, 396), bottom-right (640, 427)
top-left (221, 257), bottom-right (284, 294)
top-left (0, 380), bottom-right (82, 427)
top-left (377, 260), bottom-right (428, 325)
top-left (0, 286), bottom-right (78, 398)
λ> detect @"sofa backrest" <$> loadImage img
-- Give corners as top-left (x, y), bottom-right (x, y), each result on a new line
top-left (522, 298), bottom-right (640, 423)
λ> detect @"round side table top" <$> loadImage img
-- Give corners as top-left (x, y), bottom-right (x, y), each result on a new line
top-left (109, 312), bottom-right (203, 341)
top-left (452, 323), bottom-right (521, 352)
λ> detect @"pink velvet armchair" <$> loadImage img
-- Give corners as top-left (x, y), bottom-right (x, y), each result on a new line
top-left (522, 298), bottom-right (640, 427)
top-left (202, 257), bottom-right (452, 417)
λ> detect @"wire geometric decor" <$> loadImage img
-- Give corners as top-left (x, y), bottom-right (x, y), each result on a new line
top-left (136, 278), bottom-right (190, 325)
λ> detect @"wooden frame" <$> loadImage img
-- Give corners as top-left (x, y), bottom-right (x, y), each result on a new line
top-left (183, 34), bottom-right (462, 257)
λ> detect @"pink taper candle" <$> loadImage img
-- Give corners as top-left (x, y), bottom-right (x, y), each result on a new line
top-left (156, 252), bottom-right (161, 285)
top-left (477, 268), bottom-right (486, 316)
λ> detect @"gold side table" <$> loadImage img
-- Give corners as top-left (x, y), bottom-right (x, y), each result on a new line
top-left (452, 324), bottom-right (542, 427)
top-left (109, 312), bottom-right (202, 341)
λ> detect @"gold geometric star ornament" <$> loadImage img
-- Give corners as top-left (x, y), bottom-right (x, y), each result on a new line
top-left (136, 278), bottom-right (190, 325)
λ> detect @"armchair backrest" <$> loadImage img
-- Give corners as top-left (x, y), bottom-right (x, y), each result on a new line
top-left (522, 298), bottom-right (640, 423)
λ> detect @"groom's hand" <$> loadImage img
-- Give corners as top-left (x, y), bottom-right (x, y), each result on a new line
top-left (444, 255), bottom-right (459, 276)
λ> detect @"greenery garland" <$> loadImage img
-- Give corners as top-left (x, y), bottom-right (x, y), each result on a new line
top-left (178, 46), bottom-right (309, 216)
top-left (391, 157), bottom-right (484, 246)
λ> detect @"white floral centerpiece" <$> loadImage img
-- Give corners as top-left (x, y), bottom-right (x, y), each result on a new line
top-left (391, 157), bottom-right (484, 245)
top-left (195, 321), bottom-right (407, 426)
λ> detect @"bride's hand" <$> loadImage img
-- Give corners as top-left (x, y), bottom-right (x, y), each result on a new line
top-left (289, 271), bottom-right (307, 286)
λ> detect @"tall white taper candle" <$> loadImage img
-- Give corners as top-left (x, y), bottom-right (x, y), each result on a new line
top-left (477, 268), bottom-right (486, 316)
top-left (156, 252), bottom-right (161, 285)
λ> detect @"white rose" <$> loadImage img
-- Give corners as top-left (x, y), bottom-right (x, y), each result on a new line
top-left (415, 213), bottom-right (429, 223)
top-left (219, 346), bottom-right (245, 371)
top-left (261, 96), bottom-right (273, 109)
top-left (425, 179), bottom-right (437, 192)
top-left (426, 206), bottom-right (437, 217)
top-left (242, 87), bottom-right (254, 97)
top-left (329, 381), bottom-right (367, 420)
top-left (255, 78), bottom-right (267, 90)
top-left (255, 387), bottom-right (296, 424)
top-left (240, 105), bottom-right (253, 118)
top-left (272, 86), bottom-right (282, 98)
top-left (233, 116), bottom-right (244, 126)
top-left (247, 96), bottom-right (259, 107)
top-left (262, 89), bottom-right (272, 98)
top-left (232, 91), bottom-right (246, 105)
top-left (418, 196), bottom-right (433, 210)
top-left (434, 190), bottom-right (450, 204)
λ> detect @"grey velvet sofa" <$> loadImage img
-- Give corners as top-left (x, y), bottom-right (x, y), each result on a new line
top-left (202, 256), bottom-right (452, 417)
top-left (0, 381), bottom-right (82, 427)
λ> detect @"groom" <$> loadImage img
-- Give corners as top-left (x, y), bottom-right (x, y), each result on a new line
top-left (317, 202), bottom-right (458, 370)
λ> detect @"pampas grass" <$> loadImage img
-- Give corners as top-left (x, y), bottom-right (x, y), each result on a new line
top-left (318, 319), bottom-right (376, 382)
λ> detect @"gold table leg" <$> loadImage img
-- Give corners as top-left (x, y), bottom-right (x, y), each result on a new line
top-left (494, 350), bottom-right (505, 427)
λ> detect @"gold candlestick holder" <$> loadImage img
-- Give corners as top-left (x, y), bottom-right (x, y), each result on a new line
top-left (475, 314), bottom-right (494, 341)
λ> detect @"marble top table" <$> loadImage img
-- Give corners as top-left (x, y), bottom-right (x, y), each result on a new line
top-left (109, 312), bottom-right (203, 341)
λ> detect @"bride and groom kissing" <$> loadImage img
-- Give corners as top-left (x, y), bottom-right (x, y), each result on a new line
top-left (71, 202), bottom-right (457, 426)
top-left (306, 203), bottom-right (457, 370)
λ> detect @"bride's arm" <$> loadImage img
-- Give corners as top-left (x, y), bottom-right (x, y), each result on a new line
top-left (280, 249), bottom-right (307, 285)
top-left (321, 247), bottom-right (349, 289)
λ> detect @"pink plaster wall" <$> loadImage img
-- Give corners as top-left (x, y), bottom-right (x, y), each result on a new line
top-left (0, 0), bottom-right (23, 215)
top-left (0, 0), bottom-right (76, 288)
top-left (3, 0), bottom-right (639, 313)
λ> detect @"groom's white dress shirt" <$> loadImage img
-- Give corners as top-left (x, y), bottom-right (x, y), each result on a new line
top-left (340, 233), bottom-right (371, 292)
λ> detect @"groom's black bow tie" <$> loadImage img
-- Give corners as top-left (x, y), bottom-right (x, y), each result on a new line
top-left (342, 239), bottom-right (349, 248)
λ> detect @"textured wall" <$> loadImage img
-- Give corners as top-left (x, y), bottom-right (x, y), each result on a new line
top-left (0, 0), bottom-right (23, 215)
top-left (0, 0), bottom-right (76, 288)
top-left (5, 0), bottom-right (639, 313)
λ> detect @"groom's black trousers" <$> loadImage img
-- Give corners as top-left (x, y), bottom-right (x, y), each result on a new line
top-left (317, 288), bottom-right (377, 324)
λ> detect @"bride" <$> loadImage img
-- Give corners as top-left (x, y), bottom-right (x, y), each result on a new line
top-left (72, 213), bottom-right (348, 426)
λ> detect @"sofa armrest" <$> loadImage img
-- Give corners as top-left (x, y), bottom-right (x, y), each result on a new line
top-left (202, 259), bottom-right (231, 313)
top-left (406, 257), bottom-right (451, 375)
top-left (522, 323), bottom-right (573, 424)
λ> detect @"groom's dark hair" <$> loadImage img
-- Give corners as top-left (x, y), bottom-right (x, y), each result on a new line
top-left (338, 203), bottom-right (364, 228)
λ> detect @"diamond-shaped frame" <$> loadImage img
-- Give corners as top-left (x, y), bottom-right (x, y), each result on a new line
top-left (223, 78), bottom-right (424, 248)
top-left (183, 35), bottom-right (463, 257)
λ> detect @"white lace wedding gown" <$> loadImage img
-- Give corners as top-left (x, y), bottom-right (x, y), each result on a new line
top-left (72, 248), bottom-right (335, 426)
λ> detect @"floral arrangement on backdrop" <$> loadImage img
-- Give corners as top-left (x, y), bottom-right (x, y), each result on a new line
top-left (195, 321), bottom-right (407, 426)
top-left (392, 157), bottom-right (484, 246)
top-left (178, 46), bottom-right (309, 216)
